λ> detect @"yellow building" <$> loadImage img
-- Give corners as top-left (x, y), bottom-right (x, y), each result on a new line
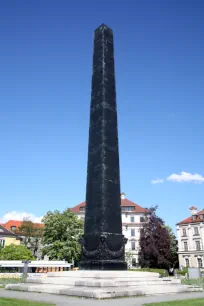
top-left (0, 224), bottom-right (20, 248)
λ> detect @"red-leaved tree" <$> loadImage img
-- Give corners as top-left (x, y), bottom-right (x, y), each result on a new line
top-left (139, 206), bottom-right (172, 269)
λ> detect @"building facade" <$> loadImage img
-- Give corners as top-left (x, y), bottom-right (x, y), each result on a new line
top-left (0, 224), bottom-right (20, 248)
top-left (71, 193), bottom-right (147, 268)
top-left (177, 206), bottom-right (204, 268)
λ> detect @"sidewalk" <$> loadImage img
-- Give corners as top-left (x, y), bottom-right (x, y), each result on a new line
top-left (0, 289), bottom-right (204, 305)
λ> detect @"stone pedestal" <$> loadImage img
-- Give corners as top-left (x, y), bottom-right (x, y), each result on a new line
top-left (79, 233), bottom-right (127, 270)
top-left (79, 260), bottom-right (127, 271)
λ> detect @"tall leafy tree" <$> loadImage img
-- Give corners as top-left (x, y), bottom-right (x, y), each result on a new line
top-left (42, 209), bottom-right (84, 263)
top-left (164, 225), bottom-right (179, 268)
top-left (17, 218), bottom-right (44, 258)
top-left (139, 206), bottom-right (172, 269)
top-left (0, 244), bottom-right (34, 260)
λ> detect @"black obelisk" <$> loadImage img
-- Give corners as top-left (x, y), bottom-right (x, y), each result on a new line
top-left (79, 24), bottom-right (127, 270)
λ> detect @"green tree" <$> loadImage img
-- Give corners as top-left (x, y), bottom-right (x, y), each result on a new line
top-left (17, 218), bottom-right (44, 258)
top-left (0, 244), bottom-right (34, 260)
top-left (42, 209), bottom-right (84, 263)
top-left (164, 225), bottom-right (178, 268)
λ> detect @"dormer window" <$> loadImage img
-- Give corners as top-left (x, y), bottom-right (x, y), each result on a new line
top-left (122, 206), bottom-right (135, 212)
top-left (192, 215), bottom-right (197, 221)
top-left (79, 207), bottom-right (85, 212)
top-left (200, 214), bottom-right (204, 220)
top-left (11, 226), bottom-right (16, 231)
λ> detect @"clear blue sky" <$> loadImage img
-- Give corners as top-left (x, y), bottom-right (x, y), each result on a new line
top-left (0, 0), bottom-right (203, 231)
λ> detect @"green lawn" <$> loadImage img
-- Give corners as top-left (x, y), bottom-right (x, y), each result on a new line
top-left (144, 299), bottom-right (204, 305)
top-left (181, 278), bottom-right (204, 289)
top-left (0, 298), bottom-right (54, 306)
top-left (0, 278), bottom-right (25, 285)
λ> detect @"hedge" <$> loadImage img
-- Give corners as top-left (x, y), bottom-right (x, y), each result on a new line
top-left (129, 268), bottom-right (168, 277)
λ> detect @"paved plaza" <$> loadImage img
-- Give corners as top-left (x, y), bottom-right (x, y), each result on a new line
top-left (0, 289), bottom-right (204, 306)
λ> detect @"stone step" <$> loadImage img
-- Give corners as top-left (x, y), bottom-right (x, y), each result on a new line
top-left (26, 277), bottom-right (181, 287)
top-left (46, 271), bottom-right (160, 278)
top-left (5, 282), bottom-right (203, 299)
top-left (5, 283), bottom-right (144, 299)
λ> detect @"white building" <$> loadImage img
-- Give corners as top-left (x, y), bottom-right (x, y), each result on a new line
top-left (71, 192), bottom-right (147, 268)
top-left (177, 206), bottom-right (204, 269)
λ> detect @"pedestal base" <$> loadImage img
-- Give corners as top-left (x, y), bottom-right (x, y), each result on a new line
top-left (79, 260), bottom-right (127, 270)
top-left (79, 233), bottom-right (128, 270)
top-left (5, 271), bottom-right (203, 299)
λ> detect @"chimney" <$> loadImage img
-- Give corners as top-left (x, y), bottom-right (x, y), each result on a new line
top-left (121, 192), bottom-right (126, 200)
top-left (189, 206), bottom-right (198, 216)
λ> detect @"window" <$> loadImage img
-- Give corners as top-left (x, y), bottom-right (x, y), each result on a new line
top-left (185, 258), bottom-right (189, 267)
top-left (182, 228), bottom-right (187, 236)
top-left (125, 225), bottom-right (128, 230)
top-left (130, 216), bottom-right (135, 223)
top-left (131, 241), bottom-right (136, 250)
top-left (132, 258), bottom-right (136, 267)
top-left (0, 239), bottom-right (5, 248)
top-left (192, 215), bottom-right (197, 220)
top-left (122, 206), bottom-right (135, 212)
top-left (131, 229), bottom-right (135, 237)
top-left (11, 226), bottom-right (16, 231)
top-left (200, 214), bottom-right (204, 220)
top-left (184, 241), bottom-right (188, 251)
top-left (194, 227), bottom-right (199, 235)
top-left (196, 241), bottom-right (201, 251)
top-left (140, 217), bottom-right (145, 222)
top-left (79, 207), bottom-right (85, 212)
top-left (0, 229), bottom-right (3, 233)
top-left (198, 258), bottom-right (203, 268)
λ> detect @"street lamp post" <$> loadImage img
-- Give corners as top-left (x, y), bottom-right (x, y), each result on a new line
top-left (22, 260), bottom-right (31, 278)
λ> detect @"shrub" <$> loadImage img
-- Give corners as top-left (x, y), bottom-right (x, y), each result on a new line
top-left (176, 268), bottom-right (188, 276)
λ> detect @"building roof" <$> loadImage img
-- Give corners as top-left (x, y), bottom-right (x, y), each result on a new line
top-left (0, 224), bottom-right (17, 237)
top-left (177, 210), bottom-right (204, 225)
top-left (2, 220), bottom-right (44, 231)
top-left (71, 197), bottom-right (147, 214)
